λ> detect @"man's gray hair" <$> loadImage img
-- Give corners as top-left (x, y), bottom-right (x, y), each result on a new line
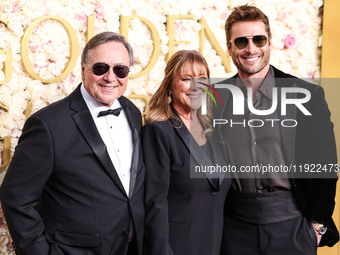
top-left (81, 31), bottom-right (134, 65)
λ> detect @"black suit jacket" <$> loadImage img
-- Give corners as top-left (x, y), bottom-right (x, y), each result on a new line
top-left (214, 66), bottom-right (339, 247)
top-left (0, 85), bottom-right (145, 255)
top-left (142, 116), bottom-right (231, 255)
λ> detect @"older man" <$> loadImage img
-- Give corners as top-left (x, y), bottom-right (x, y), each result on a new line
top-left (1, 32), bottom-right (144, 255)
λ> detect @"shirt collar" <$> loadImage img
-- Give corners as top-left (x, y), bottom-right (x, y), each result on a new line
top-left (237, 65), bottom-right (275, 101)
top-left (80, 83), bottom-right (122, 119)
top-left (258, 65), bottom-right (275, 101)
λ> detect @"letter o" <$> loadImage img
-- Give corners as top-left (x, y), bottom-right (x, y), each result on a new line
top-left (21, 15), bottom-right (79, 83)
top-left (281, 119), bottom-right (298, 127)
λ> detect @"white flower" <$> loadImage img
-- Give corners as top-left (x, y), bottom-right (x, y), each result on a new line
top-left (47, 63), bottom-right (60, 76)
top-left (2, 1), bottom-right (13, 13)
top-left (39, 67), bottom-right (54, 80)
top-left (32, 50), bottom-right (47, 68)
top-left (2, 114), bottom-right (15, 130)
top-left (0, 236), bottom-right (9, 245)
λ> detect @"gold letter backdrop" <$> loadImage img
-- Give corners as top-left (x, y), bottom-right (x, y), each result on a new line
top-left (0, 0), bottom-right (323, 253)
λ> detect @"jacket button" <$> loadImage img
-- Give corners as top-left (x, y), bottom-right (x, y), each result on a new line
top-left (210, 190), bottom-right (217, 196)
top-left (123, 230), bottom-right (128, 236)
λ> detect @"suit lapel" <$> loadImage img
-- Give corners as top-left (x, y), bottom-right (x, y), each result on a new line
top-left (274, 68), bottom-right (297, 167)
top-left (214, 81), bottom-right (233, 120)
top-left (169, 118), bottom-right (190, 150)
top-left (118, 97), bottom-right (139, 198)
top-left (70, 85), bottom-right (127, 196)
top-left (190, 138), bottom-right (220, 191)
top-left (169, 116), bottom-right (220, 191)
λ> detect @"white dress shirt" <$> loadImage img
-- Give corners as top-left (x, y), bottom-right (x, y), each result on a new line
top-left (80, 84), bottom-right (133, 195)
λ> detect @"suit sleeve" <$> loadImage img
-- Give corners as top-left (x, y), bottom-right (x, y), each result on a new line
top-left (142, 123), bottom-right (174, 255)
top-left (308, 86), bottom-right (338, 244)
top-left (0, 116), bottom-right (55, 255)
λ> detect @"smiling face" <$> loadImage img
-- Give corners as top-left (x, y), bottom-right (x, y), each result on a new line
top-left (170, 63), bottom-right (209, 114)
top-left (81, 41), bottom-right (130, 107)
top-left (227, 20), bottom-right (271, 78)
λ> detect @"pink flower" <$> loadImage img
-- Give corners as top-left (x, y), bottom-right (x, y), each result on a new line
top-left (29, 41), bottom-right (40, 51)
top-left (279, 11), bottom-right (288, 22)
top-left (220, 11), bottom-right (230, 20)
top-left (12, 2), bottom-right (20, 13)
top-left (95, 3), bottom-right (104, 20)
top-left (76, 13), bottom-right (87, 24)
top-left (174, 21), bottom-right (186, 34)
top-left (68, 73), bottom-right (75, 83)
top-left (307, 72), bottom-right (314, 79)
top-left (33, 63), bottom-right (40, 73)
top-left (284, 34), bottom-right (297, 49)
top-left (299, 22), bottom-right (306, 34)
top-left (56, 84), bottom-right (62, 93)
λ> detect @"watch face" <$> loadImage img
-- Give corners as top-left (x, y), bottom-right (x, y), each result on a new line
top-left (319, 226), bottom-right (327, 235)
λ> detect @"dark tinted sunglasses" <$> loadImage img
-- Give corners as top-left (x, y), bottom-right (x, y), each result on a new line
top-left (230, 35), bottom-right (268, 50)
top-left (88, 63), bottom-right (130, 78)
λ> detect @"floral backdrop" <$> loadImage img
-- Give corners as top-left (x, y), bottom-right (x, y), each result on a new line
top-left (0, 0), bottom-right (323, 253)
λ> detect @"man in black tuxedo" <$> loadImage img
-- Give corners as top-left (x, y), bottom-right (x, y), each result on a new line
top-left (215, 5), bottom-right (339, 254)
top-left (0, 32), bottom-right (144, 255)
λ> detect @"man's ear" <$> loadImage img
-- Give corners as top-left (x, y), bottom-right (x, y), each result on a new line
top-left (227, 42), bottom-right (232, 56)
top-left (81, 63), bottom-right (85, 81)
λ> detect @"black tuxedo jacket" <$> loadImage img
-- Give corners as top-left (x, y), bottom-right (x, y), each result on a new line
top-left (214, 66), bottom-right (339, 247)
top-left (142, 116), bottom-right (231, 255)
top-left (0, 85), bottom-right (145, 255)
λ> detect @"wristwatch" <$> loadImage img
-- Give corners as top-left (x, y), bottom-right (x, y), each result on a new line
top-left (311, 222), bottom-right (328, 235)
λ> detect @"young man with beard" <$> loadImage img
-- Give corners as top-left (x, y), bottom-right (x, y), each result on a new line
top-left (215, 5), bottom-right (339, 255)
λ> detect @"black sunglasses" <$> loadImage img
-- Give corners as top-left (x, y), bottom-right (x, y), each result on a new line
top-left (230, 35), bottom-right (268, 50)
top-left (88, 63), bottom-right (130, 78)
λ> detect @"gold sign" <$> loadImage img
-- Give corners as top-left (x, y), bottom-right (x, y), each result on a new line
top-left (166, 15), bottom-right (193, 61)
top-left (0, 136), bottom-right (11, 174)
top-left (120, 16), bottom-right (161, 78)
top-left (199, 17), bottom-right (231, 73)
top-left (86, 15), bottom-right (95, 43)
top-left (166, 15), bottom-right (231, 72)
top-left (0, 50), bottom-right (12, 85)
top-left (21, 15), bottom-right (80, 84)
top-left (0, 102), bottom-right (9, 112)
top-left (0, 14), bottom-right (230, 85)
top-left (24, 100), bottom-right (32, 120)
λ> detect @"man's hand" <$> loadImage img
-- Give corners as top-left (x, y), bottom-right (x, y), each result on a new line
top-left (314, 229), bottom-right (322, 246)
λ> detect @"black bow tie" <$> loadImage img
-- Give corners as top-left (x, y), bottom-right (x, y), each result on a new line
top-left (97, 107), bottom-right (123, 117)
